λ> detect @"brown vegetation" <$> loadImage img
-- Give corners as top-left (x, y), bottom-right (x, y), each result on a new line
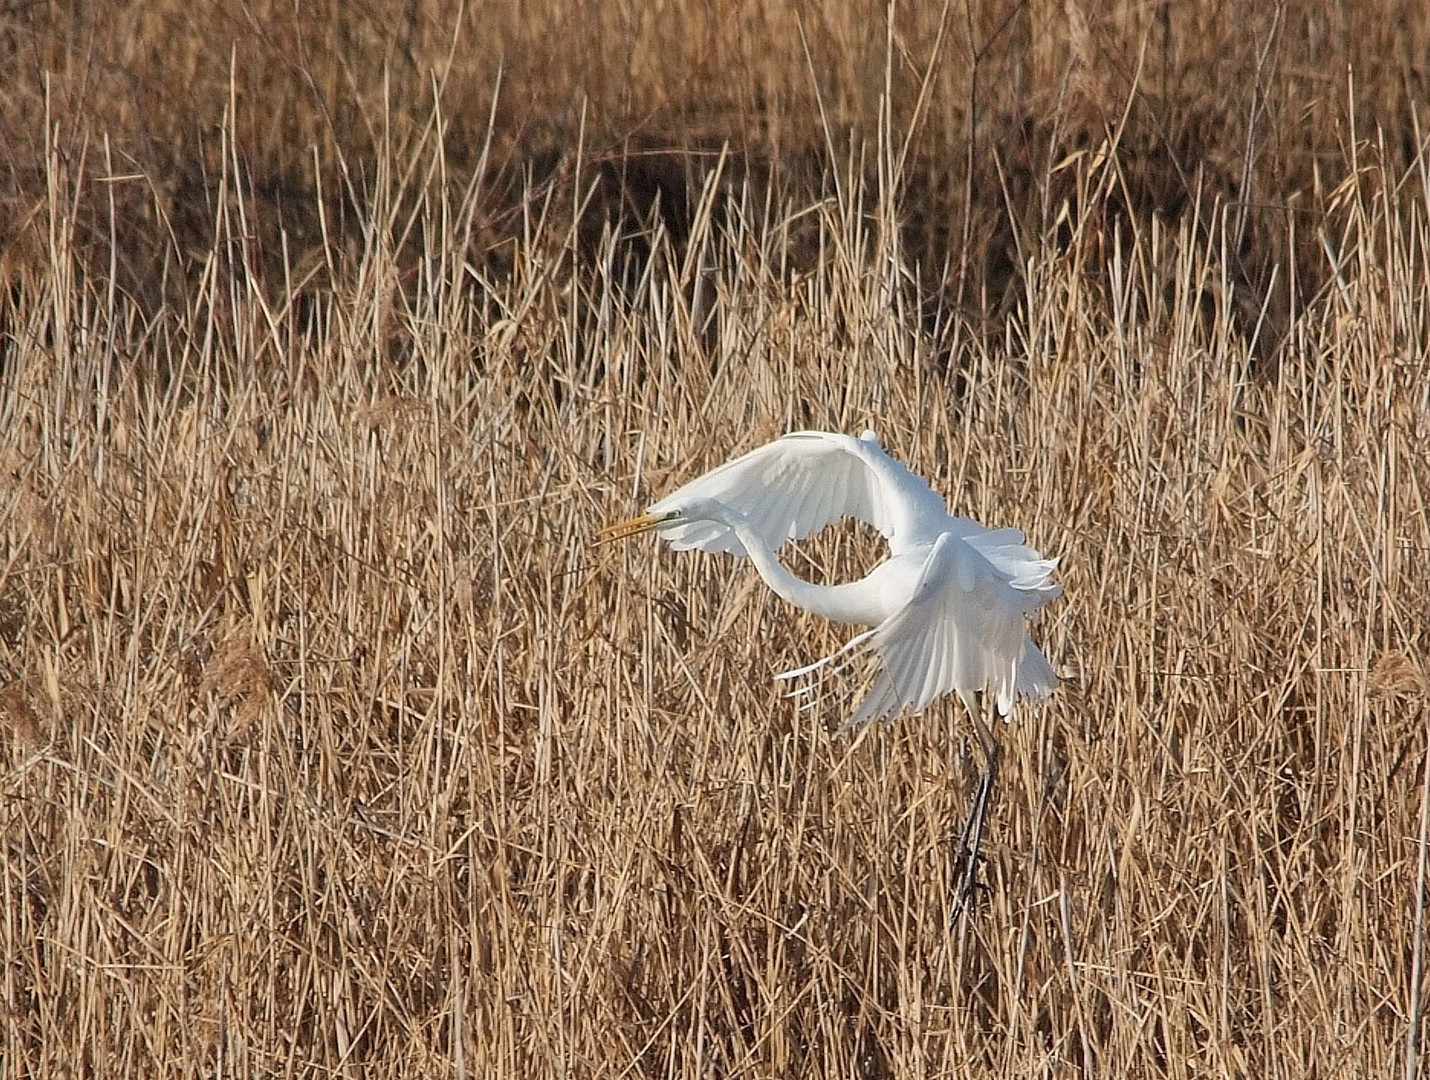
top-left (2, 1), bottom-right (1430, 1075)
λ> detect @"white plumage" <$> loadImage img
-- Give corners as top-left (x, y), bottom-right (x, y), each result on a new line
top-left (616, 429), bottom-right (1061, 727)
top-left (601, 428), bottom-right (1063, 915)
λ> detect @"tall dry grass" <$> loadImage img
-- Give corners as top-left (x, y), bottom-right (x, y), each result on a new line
top-left (3, 88), bottom-right (1430, 1075)
top-left (6, 0), bottom-right (1430, 322)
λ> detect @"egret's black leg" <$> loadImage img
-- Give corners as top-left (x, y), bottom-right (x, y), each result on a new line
top-left (949, 710), bottom-right (1001, 925)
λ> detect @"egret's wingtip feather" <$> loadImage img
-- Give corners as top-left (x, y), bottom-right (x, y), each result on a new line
top-left (776, 658), bottom-right (823, 681)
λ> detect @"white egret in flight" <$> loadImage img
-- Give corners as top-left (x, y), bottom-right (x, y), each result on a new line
top-left (601, 429), bottom-right (1062, 912)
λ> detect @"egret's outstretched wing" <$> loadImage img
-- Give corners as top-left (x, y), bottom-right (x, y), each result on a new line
top-left (646, 430), bottom-right (946, 556)
top-left (840, 532), bottom-right (1059, 725)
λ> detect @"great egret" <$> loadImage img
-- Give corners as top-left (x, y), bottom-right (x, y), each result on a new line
top-left (601, 429), bottom-right (1062, 912)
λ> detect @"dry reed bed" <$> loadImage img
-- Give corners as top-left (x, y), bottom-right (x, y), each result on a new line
top-left (8, 0), bottom-right (1429, 320)
top-left (2, 127), bottom-right (1429, 1077)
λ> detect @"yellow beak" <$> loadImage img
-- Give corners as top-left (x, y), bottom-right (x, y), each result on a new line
top-left (595, 512), bottom-right (665, 545)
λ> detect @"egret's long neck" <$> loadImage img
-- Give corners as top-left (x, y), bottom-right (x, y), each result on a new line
top-left (725, 519), bottom-right (876, 626)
